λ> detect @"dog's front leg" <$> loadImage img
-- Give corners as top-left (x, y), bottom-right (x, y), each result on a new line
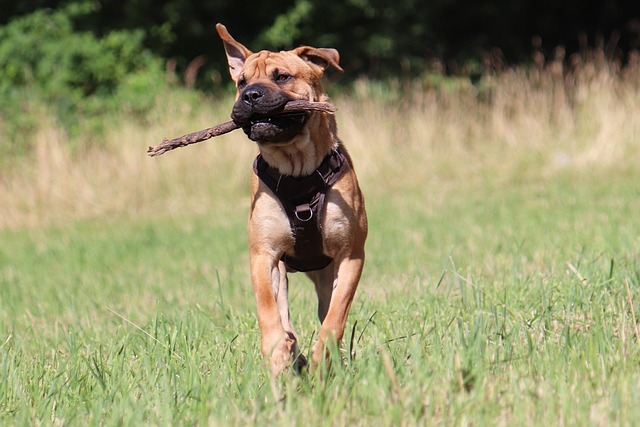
top-left (250, 253), bottom-right (302, 375)
top-left (310, 252), bottom-right (365, 369)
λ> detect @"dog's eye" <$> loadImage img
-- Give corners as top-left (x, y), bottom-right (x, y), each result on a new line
top-left (276, 74), bottom-right (291, 83)
top-left (237, 78), bottom-right (247, 89)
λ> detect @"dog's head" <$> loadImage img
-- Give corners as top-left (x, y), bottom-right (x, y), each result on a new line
top-left (216, 24), bottom-right (343, 144)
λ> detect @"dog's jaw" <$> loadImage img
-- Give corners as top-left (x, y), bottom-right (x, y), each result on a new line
top-left (241, 113), bottom-right (309, 143)
top-left (256, 112), bottom-right (339, 177)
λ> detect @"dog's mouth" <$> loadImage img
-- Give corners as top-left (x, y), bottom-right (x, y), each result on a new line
top-left (240, 112), bottom-right (308, 143)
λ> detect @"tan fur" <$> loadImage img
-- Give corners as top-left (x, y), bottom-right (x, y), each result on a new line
top-left (216, 24), bottom-right (367, 375)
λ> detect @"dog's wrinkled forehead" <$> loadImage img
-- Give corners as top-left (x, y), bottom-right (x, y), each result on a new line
top-left (241, 50), bottom-right (313, 81)
top-left (237, 50), bottom-right (325, 100)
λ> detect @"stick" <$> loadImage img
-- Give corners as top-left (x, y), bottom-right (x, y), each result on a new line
top-left (147, 121), bottom-right (239, 157)
top-left (147, 100), bottom-right (336, 157)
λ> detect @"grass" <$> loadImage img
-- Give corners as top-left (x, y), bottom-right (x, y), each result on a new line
top-left (1, 58), bottom-right (640, 425)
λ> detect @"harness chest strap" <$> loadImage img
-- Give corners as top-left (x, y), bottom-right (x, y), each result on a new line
top-left (253, 145), bottom-right (349, 272)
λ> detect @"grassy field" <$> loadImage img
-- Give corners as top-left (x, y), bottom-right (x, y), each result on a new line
top-left (1, 59), bottom-right (640, 425)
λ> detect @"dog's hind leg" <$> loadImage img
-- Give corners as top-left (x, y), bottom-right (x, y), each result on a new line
top-left (306, 263), bottom-right (336, 323)
top-left (273, 261), bottom-right (307, 371)
top-left (250, 255), bottom-right (304, 375)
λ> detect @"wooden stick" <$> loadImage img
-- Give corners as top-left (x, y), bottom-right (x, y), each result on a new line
top-left (147, 121), bottom-right (239, 157)
top-left (147, 100), bottom-right (336, 157)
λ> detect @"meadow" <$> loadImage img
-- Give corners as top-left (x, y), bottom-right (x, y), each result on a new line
top-left (1, 55), bottom-right (640, 425)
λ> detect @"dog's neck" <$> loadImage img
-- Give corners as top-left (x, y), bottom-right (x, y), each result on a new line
top-left (257, 113), bottom-right (338, 177)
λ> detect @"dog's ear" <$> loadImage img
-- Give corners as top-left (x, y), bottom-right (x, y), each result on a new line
top-left (293, 47), bottom-right (344, 74)
top-left (215, 23), bottom-right (253, 81)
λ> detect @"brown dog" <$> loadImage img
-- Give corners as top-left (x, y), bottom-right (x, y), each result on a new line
top-left (215, 24), bottom-right (367, 375)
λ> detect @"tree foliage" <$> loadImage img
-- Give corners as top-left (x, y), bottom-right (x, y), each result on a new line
top-left (2, 0), bottom-right (639, 83)
top-left (0, 2), bottom-right (165, 155)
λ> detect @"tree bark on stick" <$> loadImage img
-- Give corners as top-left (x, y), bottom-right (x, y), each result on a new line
top-left (147, 100), bottom-right (336, 157)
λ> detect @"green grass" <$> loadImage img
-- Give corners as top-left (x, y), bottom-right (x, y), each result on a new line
top-left (2, 165), bottom-right (639, 425)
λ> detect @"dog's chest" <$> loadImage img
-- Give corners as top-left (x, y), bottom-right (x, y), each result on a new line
top-left (253, 147), bottom-right (349, 271)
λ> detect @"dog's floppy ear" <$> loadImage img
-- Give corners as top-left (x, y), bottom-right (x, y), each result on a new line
top-left (215, 23), bottom-right (253, 81)
top-left (293, 46), bottom-right (344, 74)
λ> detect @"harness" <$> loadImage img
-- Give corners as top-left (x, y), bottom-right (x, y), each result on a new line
top-left (253, 145), bottom-right (349, 272)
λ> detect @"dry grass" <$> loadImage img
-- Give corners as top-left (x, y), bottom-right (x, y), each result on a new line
top-left (0, 92), bottom-right (256, 229)
top-left (1, 56), bottom-right (639, 229)
top-left (342, 57), bottom-right (640, 187)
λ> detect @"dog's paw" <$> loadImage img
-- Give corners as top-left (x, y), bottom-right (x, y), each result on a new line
top-left (268, 333), bottom-right (305, 376)
top-left (310, 340), bottom-right (332, 372)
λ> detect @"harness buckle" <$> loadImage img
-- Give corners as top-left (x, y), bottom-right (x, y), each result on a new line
top-left (294, 204), bottom-right (313, 222)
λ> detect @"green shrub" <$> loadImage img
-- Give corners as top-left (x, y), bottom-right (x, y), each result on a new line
top-left (0, 2), bottom-right (165, 157)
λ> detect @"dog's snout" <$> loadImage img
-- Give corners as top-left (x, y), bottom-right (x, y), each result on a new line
top-left (242, 87), bottom-right (264, 105)
top-left (232, 83), bottom-right (291, 124)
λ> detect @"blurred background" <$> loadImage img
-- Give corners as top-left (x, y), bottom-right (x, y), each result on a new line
top-left (3, 0), bottom-right (640, 87)
top-left (3, 0), bottom-right (640, 81)
top-left (1, 0), bottom-right (639, 229)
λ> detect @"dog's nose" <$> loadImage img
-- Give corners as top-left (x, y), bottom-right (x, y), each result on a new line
top-left (242, 87), bottom-right (264, 105)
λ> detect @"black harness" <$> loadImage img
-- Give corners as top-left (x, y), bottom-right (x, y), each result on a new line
top-left (253, 145), bottom-right (348, 272)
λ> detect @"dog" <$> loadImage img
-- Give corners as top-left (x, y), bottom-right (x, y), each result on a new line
top-left (215, 23), bottom-right (367, 375)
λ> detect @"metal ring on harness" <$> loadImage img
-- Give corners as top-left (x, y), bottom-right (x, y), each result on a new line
top-left (294, 205), bottom-right (313, 222)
